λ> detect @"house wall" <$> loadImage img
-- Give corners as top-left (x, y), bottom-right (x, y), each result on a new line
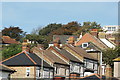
top-left (114, 62), bottom-right (120, 78)
top-left (70, 62), bottom-right (84, 77)
top-left (0, 71), bottom-right (10, 80)
top-left (84, 59), bottom-right (98, 76)
top-left (54, 64), bottom-right (69, 77)
top-left (10, 66), bottom-right (35, 79)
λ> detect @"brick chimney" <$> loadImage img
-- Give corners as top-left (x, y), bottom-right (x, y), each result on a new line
top-left (22, 39), bottom-right (30, 52)
top-left (98, 32), bottom-right (106, 39)
top-left (53, 37), bottom-right (60, 48)
top-left (67, 36), bottom-right (74, 45)
top-left (37, 44), bottom-right (44, 50)
top-left (105, 64), bottom-right (112, 78)
top-left (90, 29), bottom-right (98, 38)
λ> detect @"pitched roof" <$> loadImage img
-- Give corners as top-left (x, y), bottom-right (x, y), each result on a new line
top-left (52, 35), bottom-right (77, 44)
top-left (65, 44), bottom-right (98, 61)
top-left (79, 42), bottom-right (102, 51)
top-left (52, 47), bottom-right (83, 63)
top-left (1, 51), bottom-right (53, 68)
top-left (0, 64), bottom-right (15, 72)
top-left (43, 50), bottom-right (69, 65)
top-left (75, 33), bottom-right (108, 49)
top-left (2, 36), bottom-right (19, 44)
top-left (32, 47), bottom-right (69, 66)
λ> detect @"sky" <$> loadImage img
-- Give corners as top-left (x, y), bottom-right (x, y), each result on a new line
top-left (1, 2), bottom-right (118, 33)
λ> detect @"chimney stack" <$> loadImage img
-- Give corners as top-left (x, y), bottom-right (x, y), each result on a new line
top-left (37, 44), bottom-right (44, 50)
top-left (22, 39), bottom-right (30, 52)
top-left (53, 37), bottom-right (60, 48)
top-left (90, 29), bottom-right (98, 38)
top-left (67, 36), bottom-right (74, 45)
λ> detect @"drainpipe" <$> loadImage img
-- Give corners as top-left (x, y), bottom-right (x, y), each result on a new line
top-left (100, 52), bottom-right (102, 79)
top-left (41, 51), bottom-right (44, 79)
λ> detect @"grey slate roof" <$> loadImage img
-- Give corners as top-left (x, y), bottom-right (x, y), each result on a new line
top-left (1, 51), bottom-right (53, 68)
top-left (44, 50), bottom-right (69, 65)
top-left (52, 35), bottom-right (78, 44)
top-left (65, 44), bottom-right (98, 61)
top-left (79, 42), bottom-right (101, 51)
top-left (52, 47), bottom-right (83, 63)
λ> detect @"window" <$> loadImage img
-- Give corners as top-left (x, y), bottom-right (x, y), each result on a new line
top-left (26, 67), bottom-right (30, 77)
top-left (112, 27), bottom-right (116, 31)
top-left (108, 27), bottom-right (111, 31)
top-left (82, 43), bottom-right (88, 48)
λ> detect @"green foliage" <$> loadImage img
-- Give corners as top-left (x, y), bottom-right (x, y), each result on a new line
top-left (25, 21), bottom-right (101, 48)
top-left (39, 23), bottom-right (62, 35)
top-left (102, 46), bottom-right (120, 67)
top-left (113, 29), bottom-right (120, 46)
top-left (73, 21), bottom-right (101, 35)
top-left (2, 26), bottom-right (26, 41)
top-left (2, 44), bottom-right (22, 60)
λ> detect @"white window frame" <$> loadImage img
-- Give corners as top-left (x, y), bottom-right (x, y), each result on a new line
top-left (82, 43), bottom-right (88, 48)
top-left (26, 67), bottom-right (30, 77)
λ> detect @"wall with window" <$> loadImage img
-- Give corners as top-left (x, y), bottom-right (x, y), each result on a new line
top-left (36, 67), bottom-right (53, 79)
top-left (84, 59), bottom-right (98, 73)
top-left (70, 62), bottom-right (84, 77)
top-left (10, 66), bottom-right (35, 79)
top-left (54, 64), bottom-right (69, 77)
top-left (103, 26), bottom-right (120, 34)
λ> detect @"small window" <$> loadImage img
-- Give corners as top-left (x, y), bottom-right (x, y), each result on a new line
top-left (26, 72), bottom-right (30, 76)
top-left (26, 67), bottom-right (30, 77)
top-left (82, 43), bottom-right (88, 48)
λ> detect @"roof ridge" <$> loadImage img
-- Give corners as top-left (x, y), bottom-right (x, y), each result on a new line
top-left (50, 47), bottom-right (69, 62)
top-left (24, 52), bottom-right (37, 65)
top-left (88, 33), bottom-right (108, 48)
top-left (33, 47), bottom-right (54, 64)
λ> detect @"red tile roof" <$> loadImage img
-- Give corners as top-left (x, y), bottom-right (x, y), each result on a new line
top-left (75, 33), bottom-right (108, 49)
top-left (2, 36), bottom-right (19, 44)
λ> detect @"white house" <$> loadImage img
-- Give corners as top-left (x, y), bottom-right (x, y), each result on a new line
top-left (0, 64), bottom-right (15, 80)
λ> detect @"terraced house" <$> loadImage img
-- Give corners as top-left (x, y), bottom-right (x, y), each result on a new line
top-left (0, 41), bottom-right (54, 80)
top-left (33, 46), bottom-right (70, 79)
top-left (62, 44), bottom-right (99, 76)
top-left (33, 41), bottom-right (99, 78)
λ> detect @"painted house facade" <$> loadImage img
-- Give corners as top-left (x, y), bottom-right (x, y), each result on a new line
top-left (113, 57), bottom-right (120, 79)
top-left (50, 46), bottom-right (84, 77)
top-left (32, 46), bottom-right (70, 78)
top-left (63, 44), bottom-right (99, 77)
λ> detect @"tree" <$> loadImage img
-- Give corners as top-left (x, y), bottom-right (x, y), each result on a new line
top-left (73, 21), bottom-right (101, 35)
top-left (2, 44), bottom-right (22, 59)
top-left (51, 21), bottom-right (81, 35)
top-left (39, 23), bottom-right (62, 35)
top-left (2, 26), bottom-right (26, 41)
top-left (102, 46), bottom-right (120, 67)
top-left (114, 29), bottom-right (120, 46)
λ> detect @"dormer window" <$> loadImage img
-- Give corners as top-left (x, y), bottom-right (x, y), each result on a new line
top-left (82, 43), bottom-right (88, 48)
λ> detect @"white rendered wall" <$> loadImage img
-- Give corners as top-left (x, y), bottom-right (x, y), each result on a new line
top-left (0, 71), bottom-right (10, 80)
